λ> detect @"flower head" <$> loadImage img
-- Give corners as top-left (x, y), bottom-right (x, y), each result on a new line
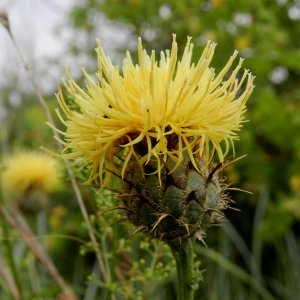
top-left (1, 150), bottom-right (62, 197)
top-left (56, 35), bottom-right (254, 185)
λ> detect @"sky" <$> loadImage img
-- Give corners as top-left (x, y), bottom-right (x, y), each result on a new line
top-left (0, 0), bottom-right (132, 95)
top-left (0, 0), bottom-right (133, 126)
top-left (0, 0), bottom-right (76, 94)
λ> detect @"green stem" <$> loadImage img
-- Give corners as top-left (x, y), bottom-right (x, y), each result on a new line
top-left (0, 208), bottom-right (23, 299)
top-left (169, 239), bottom-right (195, 300)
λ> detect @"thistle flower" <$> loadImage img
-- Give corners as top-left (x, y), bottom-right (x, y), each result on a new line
top-left (1, 150), bottom-right (61, 212)
top-left (55, 35), bottom-right (254, 244)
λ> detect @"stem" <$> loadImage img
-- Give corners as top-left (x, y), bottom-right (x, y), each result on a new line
top-left (0, 206), bottom-right (66, 290)
top-left (0, 215), bottom-right (23, 299)
top-left (169, 240), bottom-right (196, 300)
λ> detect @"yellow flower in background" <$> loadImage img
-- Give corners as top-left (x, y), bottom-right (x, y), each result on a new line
top-left (1, 150), bottom-right (61, 197)
top-left (290, 174), bottom-right (300, 192)
top-left (234, 34), bottom-right (252, 51)
top-left (56, 35), bottom-right (254, 185)
top-left (210, 0), bottom-right (224, 8)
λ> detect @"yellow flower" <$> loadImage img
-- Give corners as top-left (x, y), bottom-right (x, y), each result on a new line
top-left (234, 34), bottom-right (252, 51)
top-left (1, 150), bottom-right (61, 197)
top-left (55, 35), bottom-right (254, 185)
top-left (211, 0), bottom-right (224, 8)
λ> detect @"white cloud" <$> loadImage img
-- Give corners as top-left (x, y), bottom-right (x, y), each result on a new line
top-left (0, 0), bottom-right (75, 92)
